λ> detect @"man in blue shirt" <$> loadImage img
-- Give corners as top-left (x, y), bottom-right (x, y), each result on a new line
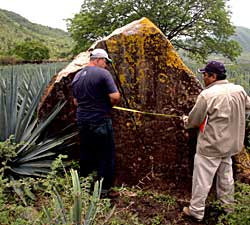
top-left (72, 48), bottom-right (120, 191)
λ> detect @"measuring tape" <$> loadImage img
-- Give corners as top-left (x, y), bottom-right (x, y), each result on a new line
top-left (113, 106), bottom-right (182, 119)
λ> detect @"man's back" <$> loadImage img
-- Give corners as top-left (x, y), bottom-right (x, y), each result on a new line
top-left (72, 66), bottom-right (118, 121)
top-left (198, 81), bottom-right (248, 157)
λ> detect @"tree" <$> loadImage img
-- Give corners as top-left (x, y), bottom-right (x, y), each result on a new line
top-left (67, 0), bottom-right (241, 62)
top-left (13, 40), bottom-right (50, 61)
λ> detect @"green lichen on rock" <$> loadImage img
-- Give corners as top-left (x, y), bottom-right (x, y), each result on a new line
top-left (38, 18), bottom-right (201, 188)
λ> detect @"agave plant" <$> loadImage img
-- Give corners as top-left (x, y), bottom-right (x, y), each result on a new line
top-left (0, 66), bottom-right (77, 177)
top-left (43, 169), bottom-right (114, 225)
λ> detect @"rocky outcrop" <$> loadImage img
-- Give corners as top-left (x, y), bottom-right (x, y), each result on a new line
top-left (38, 17), bottom-right (217, 189)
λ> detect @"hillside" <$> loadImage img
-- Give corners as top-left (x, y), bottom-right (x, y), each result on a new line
top-left (232, 26), bottom-right (250, 52)
top-left (1, 8), bottom-right (250, 61)
top-left (0, 9), bottom-right (74, 59)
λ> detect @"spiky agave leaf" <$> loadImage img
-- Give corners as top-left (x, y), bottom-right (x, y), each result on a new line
top-left (0, 66), bottom-right (77, 178)
top-left (53, 186), bottom-right (67, 224)
top-left (0, 68), bottom-right (46, 142)
top-left (84, 179), bottom-right (103, 225)
top-left (0, 69), bottom-right (18, 141)
top-left (18, 67), bottom-right (51, 109)
top-left (4, 103), bottom-right (77, 177)
top-left (10, 176), bottom-right (28, 206)
top-left (9, 131), bottom-right (78, 177)
top-left (16, 101), bottom-right (67, 155)
top-left (16, 132), bottom-right (77, 163)
top-left (71, 169), bottom-right (82, 225)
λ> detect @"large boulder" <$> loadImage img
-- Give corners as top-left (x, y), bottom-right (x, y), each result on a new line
top-left (38, 17), bottom-right (212, 189)
top-left (101, 18), bottom-right (203, 189)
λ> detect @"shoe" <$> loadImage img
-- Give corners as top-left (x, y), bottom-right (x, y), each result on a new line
top-left (183, 207), bottom-right (203, 222)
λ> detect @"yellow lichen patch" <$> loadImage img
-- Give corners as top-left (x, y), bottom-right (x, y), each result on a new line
top-left (119, 73), bottom-right (126, 86)
top-left (165, 46), bottom-right (194, 76)
top-left (138, 17), bottom-right (163, 35)
top-left (158, 73), bottom-right (169, 84)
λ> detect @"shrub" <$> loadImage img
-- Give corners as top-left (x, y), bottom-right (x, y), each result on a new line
top-left (0, 55), bottom-right (22, 65)
top-left (13, 40), bottom-right (50, 61)
top-left (217, 182), bottom-right (250, 225)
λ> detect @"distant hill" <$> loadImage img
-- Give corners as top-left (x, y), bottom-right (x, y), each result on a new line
top-left (0, 9), bottom-right (74, 59)
top-left (0, 8), bottom-right (250, 61)
top-left (231, 26), bottom-right (250, 52)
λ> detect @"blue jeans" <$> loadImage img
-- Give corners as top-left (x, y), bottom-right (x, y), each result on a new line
top-left (77, 118), bottom-right (115, 190)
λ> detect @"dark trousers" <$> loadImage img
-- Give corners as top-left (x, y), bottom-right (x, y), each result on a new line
top-left (78, 118), bottom-right (115, 190)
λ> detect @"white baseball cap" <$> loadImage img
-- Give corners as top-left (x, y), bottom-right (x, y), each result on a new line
top-left (90, 48), bottom-right (112, 63)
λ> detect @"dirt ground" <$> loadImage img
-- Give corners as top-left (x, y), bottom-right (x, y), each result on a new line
top-left (109, 179), bottom-right (223, 225)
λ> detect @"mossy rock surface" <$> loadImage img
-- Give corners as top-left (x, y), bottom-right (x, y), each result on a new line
top-left (39, 17), bottom-right (250, 188)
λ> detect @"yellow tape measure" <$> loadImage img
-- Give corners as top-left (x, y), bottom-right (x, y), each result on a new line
top-left (113, 106), bottom-right (182, 118)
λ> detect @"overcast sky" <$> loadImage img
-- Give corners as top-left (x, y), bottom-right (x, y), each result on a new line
top-left (0, 0), bottom-right (249, 31)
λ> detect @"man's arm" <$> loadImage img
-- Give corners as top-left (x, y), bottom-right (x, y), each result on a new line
top-left (104, 71), bottom-right (121, 106)
top-left (246, 96), bottom-right (250, 113)
top-left (109, 92), bottom-right (120, 106)
top-left (246, 96), bottom-right (250, 114)
top-left (184, 94), bottom-right (207, 129)
top-left (73, 98), bottom-right (78, 106)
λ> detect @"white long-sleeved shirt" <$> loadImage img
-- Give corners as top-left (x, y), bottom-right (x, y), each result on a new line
top-left (184, 80), bottom-right (250, 157)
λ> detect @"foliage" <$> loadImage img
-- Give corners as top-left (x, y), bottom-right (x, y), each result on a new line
top-left (136, 189), bottom-right (176, 210)
top-left (0, 55), bottom-right (23, 65)
top-left (0, 136), bottom-right (18, 163)
top-left (0, 160), bottom-right (39, 225)
top-left (0, 65), bottom-right (77, 178)
top-left (0, 9), bottom-right (74, 60)
top-left (0, 157), bottom-right (115, 225)
top-left (67, 0), bottom-right (241, 61)
top-left (187, 62), bottom-right (250, 95)
top-left (216, 182), bottom-right (250, 225)
top-left (42, 169), bottom-right (114, 225)
top-left (0, 62), bottom-right (69, 78)
top-left (1, 160), bottom-right (250, 225)
top-left (13, 40), bottom-right (50, 61)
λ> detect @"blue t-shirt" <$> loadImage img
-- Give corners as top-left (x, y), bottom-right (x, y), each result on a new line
top-left (72, 66), bottom-right (118, 121)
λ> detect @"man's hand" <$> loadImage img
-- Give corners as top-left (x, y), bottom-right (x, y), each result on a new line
top-left (109, 92), bottom-right (120, 106)
top-left (182, 115), bottom-right (189, 123)
top-left (73, 98), bottom-right (78, 106)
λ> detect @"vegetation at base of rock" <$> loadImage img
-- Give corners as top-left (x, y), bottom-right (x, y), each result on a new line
top-left (214, 182), bottom-right (250, 225)
top-left (1, 159), bottom-right (250, 225)
top-left (67, 0), bottom-right (241, 62)
top-left (0, 157), bottom-right (114, 225)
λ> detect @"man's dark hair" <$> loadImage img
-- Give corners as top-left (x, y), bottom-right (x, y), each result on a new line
top-left (207, 72), bottom-right (226, 80)
top-left (216, 73), bottom-right (226, 80)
